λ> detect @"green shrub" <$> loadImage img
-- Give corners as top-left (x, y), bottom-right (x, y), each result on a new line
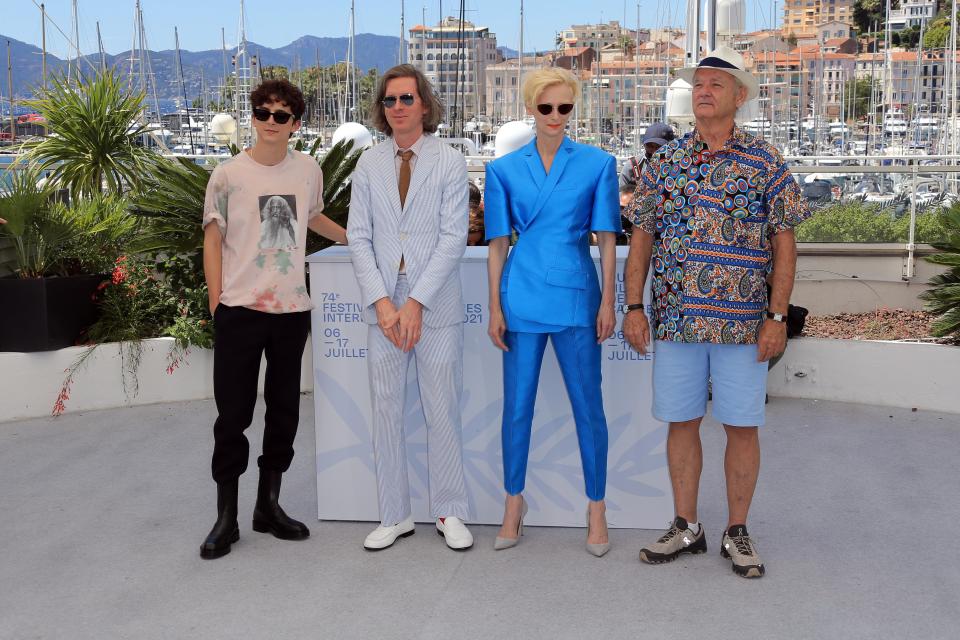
top-left (797, 200), bottom-right (950, 243)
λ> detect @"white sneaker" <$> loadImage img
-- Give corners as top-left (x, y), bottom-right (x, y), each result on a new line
top-left (363, 516), bottom-right (415, 551)
top-left (436, 516), bottom-right (473, 550)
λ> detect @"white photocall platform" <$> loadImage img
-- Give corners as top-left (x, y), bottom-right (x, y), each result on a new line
top-left (307, 245), bottom-right (671, 528)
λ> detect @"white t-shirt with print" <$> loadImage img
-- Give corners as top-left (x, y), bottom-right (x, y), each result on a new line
top-left (202, 149), bottom-right (325, 313)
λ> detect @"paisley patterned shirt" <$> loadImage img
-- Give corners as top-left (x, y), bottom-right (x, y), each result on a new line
top-left (627, 126), bottom-right (809, 344)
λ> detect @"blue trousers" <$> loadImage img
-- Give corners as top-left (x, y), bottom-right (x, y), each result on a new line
top-left (501, 326), bottom-right (608, 501)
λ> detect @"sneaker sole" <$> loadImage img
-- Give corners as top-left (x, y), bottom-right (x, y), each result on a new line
top-left (639, 536), bottom-right (707, 564)
top-left (720, 546), bottom-right (765, 578)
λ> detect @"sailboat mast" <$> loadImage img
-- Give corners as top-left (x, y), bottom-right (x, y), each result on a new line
top-left (950, 0), bottom-right (958, 159)
top-left (72, 0), bottom-right (80, 83)
top-left (635, 1), bottom-right (640, 151)
top-left (518, 0), bottom-right (523, 120)
top-left (349, 0), bottom-right (357, 121)
top-left (174, 27), bottom-right (195, 153)
top-left (6, 40), bottom-right (14, 142)
top-left (400, 0), bottom-right (406, 64)
top-left (221, 27), bottom-right (227, 110)
top-left (97, 22), bottom-right (106, 72)
top-left (40, 3), bottom-right (47, 91)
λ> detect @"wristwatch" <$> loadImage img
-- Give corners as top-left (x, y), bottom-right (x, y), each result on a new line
top-left (766, 311), bottom-right (786, 323)
top-left (622, 303), bottom-right (645, 314)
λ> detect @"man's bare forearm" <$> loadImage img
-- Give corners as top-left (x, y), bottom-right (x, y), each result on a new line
top-left (203, 224), bottom-right (223, 310)
top-left (625, 229), bottom-right (653, 306)
top-left (769, 229), bottom-right (797, 314)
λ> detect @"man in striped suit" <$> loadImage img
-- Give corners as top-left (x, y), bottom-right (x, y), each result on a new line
top-left (347, 65), bottom-right (473, 551)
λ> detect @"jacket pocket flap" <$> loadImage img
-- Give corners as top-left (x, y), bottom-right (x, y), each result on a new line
top-left (545, 267), bottom-right (588, 289)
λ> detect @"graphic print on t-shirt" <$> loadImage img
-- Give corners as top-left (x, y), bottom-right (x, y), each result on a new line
top-left (258, 194), bottom-right (297, 249)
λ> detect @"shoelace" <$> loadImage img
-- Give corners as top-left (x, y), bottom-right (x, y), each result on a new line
top-left (657, 522), bottom-right (682, 544)
top-left (729, 534), bottom-right (754, 556)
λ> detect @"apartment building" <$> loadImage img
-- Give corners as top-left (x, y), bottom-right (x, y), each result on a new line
top-left (887, 0), bottom-right (938, 31)
top-left (557, 20), bottom-right (643, 51)
top-left (484, 55), bottom-right (552, 123)
top-left (782, 0), bottom-right (855, 38)
top-left (748, 48), bottom-right (856, 119)
top-left (408, 18), bottom-right (501, 119)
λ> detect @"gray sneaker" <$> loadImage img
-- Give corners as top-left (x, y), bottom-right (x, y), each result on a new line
top-left (639, 516), bottom-right (707, 564)
top-left (720, 524), bottom-right (765, 578)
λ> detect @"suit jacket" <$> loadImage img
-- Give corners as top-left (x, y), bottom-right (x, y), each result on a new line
top-left (484, 136), bottom-right (620, 328)
top-left (347, 133), bottom-right (469, 328)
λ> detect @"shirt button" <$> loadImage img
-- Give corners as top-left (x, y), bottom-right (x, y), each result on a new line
top-left (400, 233), bottom-right (408, 241)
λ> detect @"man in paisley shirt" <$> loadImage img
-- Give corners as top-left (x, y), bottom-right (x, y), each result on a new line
top-left (622, 46), bottom-right (810, 578)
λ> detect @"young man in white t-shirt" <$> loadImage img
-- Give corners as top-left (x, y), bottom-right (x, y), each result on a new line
top-left (200, 79), bottom-right (346, 559)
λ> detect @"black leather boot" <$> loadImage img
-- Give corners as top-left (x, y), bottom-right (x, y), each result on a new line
top-left (252, 470), bottom-right (310, 540)
top-left (200, 479), bottom-right (240, 559)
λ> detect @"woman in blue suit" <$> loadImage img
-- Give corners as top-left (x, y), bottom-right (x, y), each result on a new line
top-left (484, 68), bottom-right (620, 556)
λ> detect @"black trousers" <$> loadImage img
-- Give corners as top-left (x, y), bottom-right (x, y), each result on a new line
top-left (211, 304), bottom-right (311, 483)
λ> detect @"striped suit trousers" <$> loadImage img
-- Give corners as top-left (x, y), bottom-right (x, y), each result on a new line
top-left (367, 274), bottom-right (470, 526)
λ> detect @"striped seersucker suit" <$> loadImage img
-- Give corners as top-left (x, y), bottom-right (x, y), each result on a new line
top-left (347, 133), bottom-right (470, 526)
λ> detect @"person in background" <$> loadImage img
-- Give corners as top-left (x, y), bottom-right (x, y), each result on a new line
top-left (467, 181), bottom-right (485, 246)
top-left (619, 122), bottom-right (677, 189)
top-left (618, 183), bottom-right (636, 245)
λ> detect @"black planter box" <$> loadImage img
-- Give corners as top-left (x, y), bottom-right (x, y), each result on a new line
top-left (0, 274), bottom-right (107, 352)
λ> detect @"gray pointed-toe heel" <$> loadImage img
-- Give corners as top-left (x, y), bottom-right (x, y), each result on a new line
top-left (586, 507), bottom-right (610, 557)
top-left (494, 497), bottom-right (528, 551)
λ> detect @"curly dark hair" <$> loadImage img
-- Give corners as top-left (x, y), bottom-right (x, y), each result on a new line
top-left (371, 64), bottom-right (443, 136)
top-left (250, 79), bottom-right (305, 120)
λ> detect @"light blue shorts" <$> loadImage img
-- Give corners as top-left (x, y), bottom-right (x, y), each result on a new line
top-left (652, 340), bottom-right (768, 427)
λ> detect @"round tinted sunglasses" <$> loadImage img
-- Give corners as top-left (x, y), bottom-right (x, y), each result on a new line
top-left (382, 93), bottom-right (416, 109)
top-left (252, 107), bottom-right (295, 124)
top-left (536, 103), bottom-right (574, 116)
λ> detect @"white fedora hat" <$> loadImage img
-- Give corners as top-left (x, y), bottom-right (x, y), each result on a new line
top-left (675, 45), bottom-right (760, 102)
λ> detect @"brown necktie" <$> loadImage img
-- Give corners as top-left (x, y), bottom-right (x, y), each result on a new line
top-left (398, 149), bottom-right (414, 209)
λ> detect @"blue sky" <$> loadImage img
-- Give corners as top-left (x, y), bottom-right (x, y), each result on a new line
top-left (5, 0), bottom-right (776, 58)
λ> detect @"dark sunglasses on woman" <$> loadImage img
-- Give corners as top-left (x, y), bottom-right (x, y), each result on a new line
top-left (536, 103), bottom-right (574, 116)
top-left (252, 107), bottom-right (295, 124)
top-left (382, 93), bottom-right (416, 109)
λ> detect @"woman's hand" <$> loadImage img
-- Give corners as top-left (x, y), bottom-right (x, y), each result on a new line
top-left (488, 305), bottom-right (509, 351)
top-left (596, 303), bottom-right (616, 344)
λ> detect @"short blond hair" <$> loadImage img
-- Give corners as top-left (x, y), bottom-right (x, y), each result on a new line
top-left (522, 67), bottom-right (580, 108)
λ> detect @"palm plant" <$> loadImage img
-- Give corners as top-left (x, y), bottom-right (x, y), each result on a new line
top-left (0, 164), bottom-right (71, 278)
top-left (129, 157), bottom-right (212, 255)
top-left (53, 193), bottom-right (140, 275)
top-left (920, 204), bottom-right (960, 342)
top-left (307, 138), bottom-right (362, 254)
top-left (22, 70), bottom-right (159, 198)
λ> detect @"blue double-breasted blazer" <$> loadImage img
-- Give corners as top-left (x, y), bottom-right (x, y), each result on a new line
top-left (484, 136), bottom-right (621, 330)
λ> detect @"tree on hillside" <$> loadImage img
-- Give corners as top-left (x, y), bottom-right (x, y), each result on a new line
top-left (924, 15), bottom-right (952, 49)
top-left (846, 77), bottom-right (879, 121)
top-left (853, 0), bottom-right (899, 34)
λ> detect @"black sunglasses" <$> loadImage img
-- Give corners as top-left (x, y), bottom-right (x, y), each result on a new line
top-left (536, 103), bottom-right (574, 116)
top-left (382, 93), bottom-right (416, 109)
top-left (252, 107), bottom-right (295, 124)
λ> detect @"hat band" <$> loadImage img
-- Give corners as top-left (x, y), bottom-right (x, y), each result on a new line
top-left (698, 56), bottom-right (740, 71)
